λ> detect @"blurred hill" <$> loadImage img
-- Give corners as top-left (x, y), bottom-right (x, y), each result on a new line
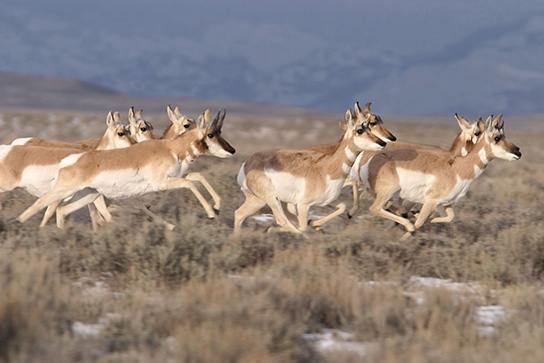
top-left (0, 72), bottom-right (335, 120)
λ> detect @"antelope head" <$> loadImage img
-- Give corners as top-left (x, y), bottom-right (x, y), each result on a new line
top-left (353, 101), bottom-right (396, 142)
top-left (104, 111), bottom-right (137, 148)
top-left (196, 109), bottom-right (236, 158)
top-left (341, 108), bottom-right (386, 151)
top-left (482, 114), bottom-right (521, 161)
top-left (454, 113), bottom-right (484, 155)
top-left (128, 107), bottom-right (157, 142)
top-left (165, 104), bottom-right (196, 139)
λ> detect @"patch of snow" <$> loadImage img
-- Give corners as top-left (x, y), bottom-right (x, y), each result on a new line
top-left (72, 321), bottom-right (103, 339)
top-left (251, 214), bottom-right (275, 222)
top-left (303, 329), bottom-right (370, 357)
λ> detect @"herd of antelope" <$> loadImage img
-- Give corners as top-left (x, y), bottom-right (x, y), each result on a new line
top-left (2, 102), bottom-right (521, 239)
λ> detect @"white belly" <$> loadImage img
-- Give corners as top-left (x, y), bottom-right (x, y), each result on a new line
top-left (397, 168), bottom-right (436, 203)
top-left (20, 165), bottom-right (59, 197)
top-left (266, 169), bottom-right (307, 204)
top-left (314, 177), bottom-right (345, 206)
top-left (91, 166), bottom-right (159, 199)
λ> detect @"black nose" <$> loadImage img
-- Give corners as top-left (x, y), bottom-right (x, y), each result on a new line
top-left (377, 139), bottom-right (387, 148)
top-left (389, 134), bottom-right (397, 142)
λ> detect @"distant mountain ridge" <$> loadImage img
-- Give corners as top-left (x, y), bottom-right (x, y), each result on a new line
top-left (0, 72), bottom-right (335, 119)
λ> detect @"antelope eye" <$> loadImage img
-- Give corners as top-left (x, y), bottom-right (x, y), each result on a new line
top-left (140, 127), bottom-right (147, 132)
top-left (369, 121), bottom-right (377, 126)
top-left (207, 133), bottom-right (214, 138)
top-left (183, 124), bottom-right (190, 129)
top-left (117, 132), bottom-right (125, 137)
top-left (356, 128), bottom-right (364, 135)
top-left (474, 132), bottom-right (481, 137)
top-left (494, 136), bottom-right (500, 142)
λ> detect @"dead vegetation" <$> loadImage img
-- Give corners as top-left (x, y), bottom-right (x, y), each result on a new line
top-left (0, 108), bottom-right (543, 362)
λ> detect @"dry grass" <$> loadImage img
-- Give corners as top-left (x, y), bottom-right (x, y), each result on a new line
top-left (0, 108), bottom-right (543, 362)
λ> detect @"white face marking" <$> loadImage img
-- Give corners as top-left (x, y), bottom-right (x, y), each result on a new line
top-left (490, 142), bottom-right (518, 161)
top-left (11, 137), bottom-right (32, 146)
top-left (265, 169), bottom-right (306, 204)
top-left (354, 134), bottom-right (383, 151)
top-left (397, 168), bottom-right (437, 204)
top-left (207, 139), bottom-right (232, 158)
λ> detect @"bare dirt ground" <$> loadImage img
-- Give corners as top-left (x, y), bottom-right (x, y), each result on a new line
top-left (1, 106), bottom-right (543, 362)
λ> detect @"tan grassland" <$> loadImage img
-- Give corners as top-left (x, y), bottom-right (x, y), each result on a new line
top-left (0, 107), bottom-right (543, 362)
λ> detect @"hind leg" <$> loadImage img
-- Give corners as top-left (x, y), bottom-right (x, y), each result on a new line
top-left (233, 190), bottom-right (267, 236)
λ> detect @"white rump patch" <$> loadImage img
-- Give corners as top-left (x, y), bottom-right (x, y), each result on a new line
top-left (0, 145), bottom-right (13, 163)
top-left (10, 137), bottom-right (33, 146)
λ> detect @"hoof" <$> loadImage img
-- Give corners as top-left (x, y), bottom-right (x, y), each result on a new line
top-left (213, 208), bottom-right (220, 215)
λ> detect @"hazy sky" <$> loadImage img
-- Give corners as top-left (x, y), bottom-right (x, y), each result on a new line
top-left (2, 0), bottom-right (544, 115)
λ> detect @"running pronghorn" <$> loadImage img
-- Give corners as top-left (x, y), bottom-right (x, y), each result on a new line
top-left (0, 111), bottom-right (135, 221)
top-left (39, 107), bottom-right (160, 229)
top-left (10, 112), bottom-right (131, 150)
top-left (51, 105), bottom-right (224, 230)
top-left (346, 113), bottom-right (485, 218)
top-left (351, 114), bottom-right (521, 239)
top-left (18, 109), bottom-right (236, 226)
top-left (233, 107), bottom-right (387, 236)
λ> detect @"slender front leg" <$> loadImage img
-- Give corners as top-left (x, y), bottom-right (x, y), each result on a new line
top-left (56, 192), bottom-right (101, 229)
top-left (158, 177), bottom-right (216, 218)
top-left (184, 172), bottom-right (222, 213)
top-left (40, 201), bottom-right (61, 227)
top-left (347, 180), bottom-right (360, 218)
top-left (233, 190), bottom-right (267, 237)
top-left (309, 202), bottom-right (346, 231)
top-left (430, 205), bottom-right (455, 223)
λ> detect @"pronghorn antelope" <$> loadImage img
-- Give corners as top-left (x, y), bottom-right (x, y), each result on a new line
top-left (39, 107), bottom-right (160, 229)
top-left (346, 113), bottom-right (484, 218)
top-left (52, 105), bottom-right (224, 230)
top-left (11, 112), bottom-right (128, 151)
top-left (18, 109), bottom-right (236, 226)
top-left (351, 114), bottom-right (521, 239)
top-left (233, 108), bottom-right (387, 236)
top-left (0, 111), bottom-right (135, 220)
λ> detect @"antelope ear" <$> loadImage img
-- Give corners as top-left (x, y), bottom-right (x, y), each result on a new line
top-left (128, 107), bottom-right (136, 125)
top-left (353, 102), bottom-right (363, 119)
top-left (344, 108), bottom-right (354, 128)
top-left (106, 111), bottom-right (116, 128)
top-left (485, 115), bottom-right (493, 131)
top-left (113, 112), bottom-right (121, 122)
top-left (197, 110), bottom-right (211, 130)
top-left (167, 104), bottom-right (177, 123)
top-left (362, 102), bottom-right (372, 117)
top-left (454, 113), bottom-right (471, 132)
top-left (493, 114), bottom-right (504, 130)
top-left (135, 109), bottom-right (143, 119)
